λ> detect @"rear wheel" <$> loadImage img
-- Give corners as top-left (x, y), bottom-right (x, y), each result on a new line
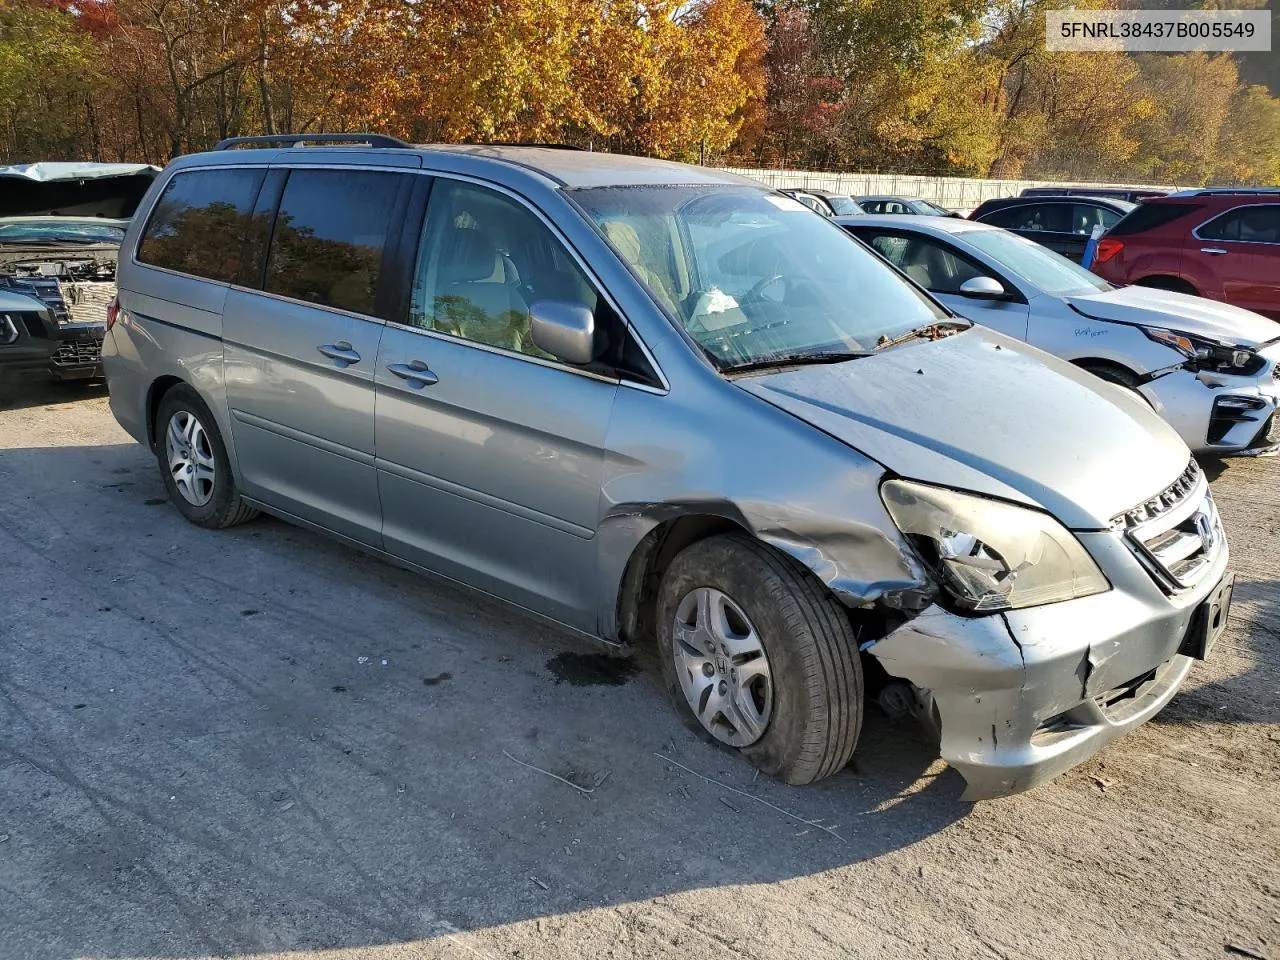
top-left (155, 384), bottom-right (257, 529)
top-left (656, 533), bottom-right (863, 785)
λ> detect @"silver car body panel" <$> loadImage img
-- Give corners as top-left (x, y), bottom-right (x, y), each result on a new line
top-left (840, 214), bottom-right (1280, 453)
top-left (106, 146), bottom-right (1226, 799)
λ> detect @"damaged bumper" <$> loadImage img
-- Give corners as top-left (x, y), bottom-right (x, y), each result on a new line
top-left (868, 523), bottom-right (1230, 800)
top-left (1140, 355), bottom-right (1280, 455)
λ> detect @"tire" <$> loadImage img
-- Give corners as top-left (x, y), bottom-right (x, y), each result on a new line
top-left (154, 384), bottom-right (257, 529)
top-left (1079, 362), bottom-right (1141, 391)
top-left (656, 533), bottom-right (863, 785)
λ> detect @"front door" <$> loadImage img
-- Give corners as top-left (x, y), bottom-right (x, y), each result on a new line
top-left (223, 166), bottom-right (410, 546)
top-left (374, 177), bottom-right (620, 630)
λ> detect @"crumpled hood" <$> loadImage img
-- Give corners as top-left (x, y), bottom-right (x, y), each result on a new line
top-left (0, 163), bottom-right (158, 219)
top-left (735, 328), bottom-right (1191, 529)
top-left (1067, 285), bottom-right (1280, 347)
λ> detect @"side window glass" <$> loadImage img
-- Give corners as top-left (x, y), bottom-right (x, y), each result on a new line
top-left (409, 180), bottom-right (599, 360)
top-left (896, 237), bottom-right (985, 293)
top-left (864, 233), bottom-right (910, 268)
top-left (264, 169), bottom-right (403, 317)
top-left (137, 168), bottom-right (265, 281)
top-left (1237, 206), bottom-right (1280, 243)
top-left (1072, 204), bottom-right (1114, 235)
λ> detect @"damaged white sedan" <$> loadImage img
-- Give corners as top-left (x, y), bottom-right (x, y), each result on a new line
top-left (842, 215), bottom-right (1280, 455)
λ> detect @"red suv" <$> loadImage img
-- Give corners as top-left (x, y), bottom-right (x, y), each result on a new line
top-left (1091, 189), bottom-right (1280, 320)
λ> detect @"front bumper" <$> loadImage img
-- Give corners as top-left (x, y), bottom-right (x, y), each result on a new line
top-left (51, 321), bottom-right (105, 380)
top-left (1139, 358), bottom-right (1280, 455)
top-left (868, 521), bottom-right (1229, 800)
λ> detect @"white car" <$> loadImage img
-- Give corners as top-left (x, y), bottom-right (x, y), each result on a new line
top-left (839, 215), bottom-right (1280, 455)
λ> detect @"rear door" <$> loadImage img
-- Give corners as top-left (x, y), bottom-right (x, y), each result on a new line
top-left (222, 166), bottom-right (412, 546)
top-left (1195, 204), bottom-right (1280, 317)
top-left (374, 176), bottom-right (624, 630)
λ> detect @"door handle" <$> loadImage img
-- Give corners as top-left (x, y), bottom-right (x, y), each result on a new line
top-left (386, 360), bottom-right (439, 388)
top-left (318, 341), bottom-right (361, 366)
top-left (1200, 247), bottom-right (1228, 256)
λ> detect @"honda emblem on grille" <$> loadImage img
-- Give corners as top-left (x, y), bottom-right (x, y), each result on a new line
top-left (1194, 507), bottom-right (1216, 549)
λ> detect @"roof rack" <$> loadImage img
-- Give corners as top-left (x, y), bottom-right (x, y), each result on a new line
top-left (212, 133), bottom-right (411, 151)
top-left (1179, 187), bottom-right (1280, 197)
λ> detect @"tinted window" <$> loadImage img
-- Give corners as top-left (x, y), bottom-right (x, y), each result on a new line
top-left (409, 180), bottom-right (600, 360)
top-left (980, 203), bottom-right (1071, 233)
top-left (1199, 205), bottom-right (1280, 244)
top-left (1070, 203), bottom-right (1123, 236)
top-left (265, 169), bottom-right (403, 316)
top-left (137, 168), bottom-right (265, 281)
top-left (1108, 202), bottom-right (1202, 236)
top-left (862, 231), bottom-right (988, 293)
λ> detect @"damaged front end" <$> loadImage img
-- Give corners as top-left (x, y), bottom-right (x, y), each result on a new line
top-left (0, 162), bottom-right (157, 381)
top-left (0, 248), bottom-right (117, 378)
top-left (865, 464), bottom-right (1230, 800)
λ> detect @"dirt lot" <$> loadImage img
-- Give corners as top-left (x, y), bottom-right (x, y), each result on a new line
top-left (1, 383), bottom-right (1277, 960)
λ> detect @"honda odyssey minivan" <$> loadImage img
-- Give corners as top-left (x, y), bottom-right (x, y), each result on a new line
top-left (104, 136), bottom-right (1232, 800)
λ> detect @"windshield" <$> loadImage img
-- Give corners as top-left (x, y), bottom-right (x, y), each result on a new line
top-left (573, 185), bottom-right (950, 369)
top-left (913, 200), bottom-right (952, 216)
top-left (961, 228), bottom-right (1111, 296)
top-left (825, 196), bottom-right (863, 216)
top-left (0, 220), bottom-right (124, 244)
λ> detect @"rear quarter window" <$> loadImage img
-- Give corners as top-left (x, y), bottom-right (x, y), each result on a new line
top-left (1108, 203), bottom-right (1203, 237)
top-left (137, 168), bottom-right (266, 281)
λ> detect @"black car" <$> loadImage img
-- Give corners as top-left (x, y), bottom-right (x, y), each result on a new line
top-left (967, 195), bottom-right (1135, 262)
top-left (0, 287), bottom-right (59, 393)
top-left (1020, 186), bottom-right (1171, 204)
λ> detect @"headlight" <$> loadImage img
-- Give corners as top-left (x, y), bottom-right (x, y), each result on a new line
top-left (1142, 327), bottom-right (1263, 375)
top-left (881, 480), bottom-right (1110, 612)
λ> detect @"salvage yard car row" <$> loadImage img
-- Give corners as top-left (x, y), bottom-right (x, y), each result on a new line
top-left (93, 136), bottom-right (1269, 802)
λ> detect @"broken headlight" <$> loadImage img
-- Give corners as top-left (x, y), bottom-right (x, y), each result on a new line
top-left (1142, 327), bottom-right (1264, 375)
top-left (881, 480), bottom-right (1110, 612)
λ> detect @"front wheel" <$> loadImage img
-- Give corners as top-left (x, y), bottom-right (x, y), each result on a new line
top-left (656, 533), bottom-right (863, 785)
top-left (155, 384), bottom-right (257, 529)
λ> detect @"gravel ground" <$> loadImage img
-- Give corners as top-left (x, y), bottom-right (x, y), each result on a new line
top-left (1, 383), bottom-right (1277, 960)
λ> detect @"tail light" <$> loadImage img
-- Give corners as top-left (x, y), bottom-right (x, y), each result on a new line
top-left (1094, 238), bottom-right (1124, 266)
top-left (106, 296), bottom-right (121, 331)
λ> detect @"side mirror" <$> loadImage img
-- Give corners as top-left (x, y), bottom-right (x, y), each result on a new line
top-left (529, 300), bottom-right (597, 365)
top-left (958, 276), bottom-right (1007, 300)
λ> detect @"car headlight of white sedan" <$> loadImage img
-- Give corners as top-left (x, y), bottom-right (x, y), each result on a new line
top-left (1142, 327), bottom-right (1264, 376)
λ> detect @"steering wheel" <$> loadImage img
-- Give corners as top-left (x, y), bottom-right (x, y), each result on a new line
top-left (743, 273), bottom-right (791, 305)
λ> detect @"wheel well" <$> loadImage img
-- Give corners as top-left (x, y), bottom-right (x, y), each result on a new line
top-left (1071, 357), bottom-right (1141, 388)
top-left (145, 375), bottom-right (185, 450)
top-left (1134, 274), bottom-right (1198, 296)
top-left (616, 515), bottom-right (743, 647)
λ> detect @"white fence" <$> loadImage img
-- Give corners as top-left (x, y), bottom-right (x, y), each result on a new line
top-left (716, 167), bottom-right (1176, 213)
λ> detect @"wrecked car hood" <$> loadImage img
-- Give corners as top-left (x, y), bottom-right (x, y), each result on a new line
top-left (1068, 285), bottom-right (1280, 347)
top-left (735, 327), bottom-right (1190, 530)
top-left (0, 163), bottom-right (158, 220)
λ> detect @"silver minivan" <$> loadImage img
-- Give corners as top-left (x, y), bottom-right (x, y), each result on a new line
top-left (104, 137), bottom-right (1233, 800)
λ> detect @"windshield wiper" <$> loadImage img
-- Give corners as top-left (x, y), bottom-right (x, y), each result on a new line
top-left (874, 319), bottom-right (969, 352)
top-left (721, 350), bottom-right (871, 374)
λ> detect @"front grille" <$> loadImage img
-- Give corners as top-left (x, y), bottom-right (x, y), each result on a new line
top-left (1113, 459), bottom-right (1223, 591)
top-left (53, 339), bottom-right (102, 366)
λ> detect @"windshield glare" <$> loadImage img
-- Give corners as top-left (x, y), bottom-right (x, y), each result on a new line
top-left (574, 185), bottom-right (949, 368)
top-left (961, 228), bottom-right (1111, 297)
top-left (825, 196), bottom-right (863, 216)
top-left (0, 221), bottom-right (124, 243)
